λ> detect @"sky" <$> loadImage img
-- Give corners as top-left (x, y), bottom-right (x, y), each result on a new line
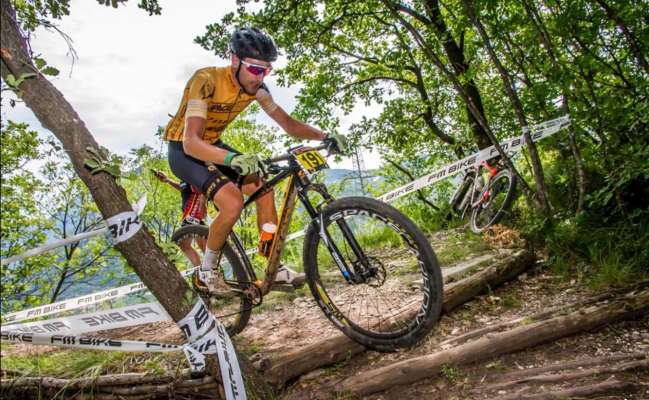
top-left (2, 0), bottom-right (382, 171)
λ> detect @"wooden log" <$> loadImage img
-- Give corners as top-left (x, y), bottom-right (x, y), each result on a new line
top-left (436, 278), bottom-right (649, 350)
top-left (436, 291), bottom-right (614, 349)
top-left (483, 358), bottom-right (649, 391)
top-left (496, 377), bottom-right (646, 400)
top-left (260, 249), bottom-right (535, 388)
top-left (302, 287), bottom-right (649, 398)
top-left (1, 370), bottom-right (193, 390)
top-left (485, 351), bottom-right (647, 382)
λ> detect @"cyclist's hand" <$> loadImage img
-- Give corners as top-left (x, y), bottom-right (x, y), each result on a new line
top-left (323, 133), bottom-right (349, 155)
top-left (151, 169), bottom-right (168, 182)
top-left (229, 153), bottom-right (263, 176)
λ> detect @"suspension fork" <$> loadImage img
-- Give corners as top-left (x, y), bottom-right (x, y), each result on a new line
top-left (299, 184), bottom-right (370, 284)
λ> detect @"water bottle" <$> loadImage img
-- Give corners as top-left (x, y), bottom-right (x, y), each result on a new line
top-left (259, 223), bottom-right (277, 258)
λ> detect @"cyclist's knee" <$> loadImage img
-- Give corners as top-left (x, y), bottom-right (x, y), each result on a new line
top-left (212, 184), bottom-right (243, 221)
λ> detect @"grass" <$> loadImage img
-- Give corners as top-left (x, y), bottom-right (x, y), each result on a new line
top-left (251, 286), bottom-right (310, 314)
top-left (546, 220), bottom-right (648, 290)
top-left (0, 348), bottom-right (185, 379)
top-left (440, 363), bottom-right (464, 383)
top-left (435, 231), bottom-right (493, 266)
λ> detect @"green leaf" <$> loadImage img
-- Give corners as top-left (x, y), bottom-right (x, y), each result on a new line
top-left (41, 67), bottom-right (59, 76)
top-left (84, 159), bottom-right (100, 169)
top-left (5, 74), bottom-right (17, 87)
top-left (34, 57), bottom-right (47, 69)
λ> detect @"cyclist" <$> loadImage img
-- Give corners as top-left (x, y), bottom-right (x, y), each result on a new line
top-left (163, 27), bottom-right (348, 296)
top-left (151, 169), bottom-right (207, 269)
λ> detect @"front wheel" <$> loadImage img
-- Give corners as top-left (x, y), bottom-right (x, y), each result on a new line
top-left (470, 169), bottom-right (517, 233)
top-left (303, 197), bottom-right (443, 351)
top-left (171, 224), bottom-right (252, 337)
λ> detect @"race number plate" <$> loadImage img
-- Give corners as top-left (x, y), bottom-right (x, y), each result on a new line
top-left (293, 147), bottom-right (329, 173)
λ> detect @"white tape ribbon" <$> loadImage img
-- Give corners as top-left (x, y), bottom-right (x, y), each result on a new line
top-left (5, 302), bottom-right (170, 335)
top-left (1, 116), bottom-right (571, 338)
top-left (178, 299), bottom-right (246, 400)
top-left (378, 115), bottom-right (570, 202)
top-left (1, 196), bottom-right (147, 266)
top-left (106, 211), bottom-right (142, 243)
top-left (1, 330), bottom-right (181, 353)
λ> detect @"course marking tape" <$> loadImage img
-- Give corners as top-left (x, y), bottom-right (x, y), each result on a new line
top-left (377, 115), bottom-right (571, 202)
top-left (1, 196), bottom-right (147, 266)
top-left (178, 299), bottom-right (246, 400)
top-left (4, 301), bottom-right (170, 335)
top-left (1, 330), bottom-right (181, 353)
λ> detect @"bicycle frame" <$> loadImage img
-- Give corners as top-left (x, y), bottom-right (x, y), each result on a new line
top-left (226, 146), bottom-right (368, 297)
top-left (454, 161), bottom-right (499, 217)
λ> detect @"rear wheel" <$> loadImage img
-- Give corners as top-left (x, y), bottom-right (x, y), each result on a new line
top-left (302, 197), bottom-right (443, 351)
top-left (470, 170), bottom-right (516, 233)
top-left (171, 224), bottom-right (252, 336)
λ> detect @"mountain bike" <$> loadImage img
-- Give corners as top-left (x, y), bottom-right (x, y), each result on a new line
top-left (449, 160), bottom-right (517, 234)
top-left (171, 144), bottom-right (443, 350)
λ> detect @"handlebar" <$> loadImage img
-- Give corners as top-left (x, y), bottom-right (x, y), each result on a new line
top-left (263, 143), bottom-right (329, 165)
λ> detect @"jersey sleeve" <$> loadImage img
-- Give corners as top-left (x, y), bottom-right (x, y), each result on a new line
top-left (185, 71), bottom-right (214, 119)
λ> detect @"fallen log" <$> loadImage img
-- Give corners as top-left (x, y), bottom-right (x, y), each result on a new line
top-left (1, 371), bottom-right (192, 390)
top-left (436, 279), bottom-right (649, 349)
top-left (260, 249), bottom-right (535, 388)
top-left (484, 351), bottom-right (647, 382)
top-left (299, 286), bottom-right (649, 398)
top-left (483, 358), bottom-right (649, 391)
top-left (496, 376), bottom-right (647, 400)
top-left (0, 250), bottom-right (533, 398)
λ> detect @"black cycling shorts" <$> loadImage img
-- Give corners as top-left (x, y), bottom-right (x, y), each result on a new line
top-left (167, 140), bottom-right (242, 200)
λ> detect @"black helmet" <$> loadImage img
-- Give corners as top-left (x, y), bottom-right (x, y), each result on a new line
top-left (229, 27), bottom-right (278, 62)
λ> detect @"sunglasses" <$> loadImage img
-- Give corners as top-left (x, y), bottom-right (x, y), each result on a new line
top-left (241, 60), bottom-right (272, 76)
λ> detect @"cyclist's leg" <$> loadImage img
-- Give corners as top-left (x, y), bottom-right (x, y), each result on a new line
top-left (168, 141), bottom-right (241, 294)
top-left (242, 179), bottom-right (277, 231)
top-left (205, 182), bottom-right (243, 252)
top-left (178, 237), bottom-right (201, 267)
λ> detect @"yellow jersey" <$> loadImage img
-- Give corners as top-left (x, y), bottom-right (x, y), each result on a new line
top-left (163, 66), bottom-right (259, 143)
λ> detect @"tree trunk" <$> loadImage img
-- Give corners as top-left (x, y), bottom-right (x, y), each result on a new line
top-left (461, 0), bottom-right (552, 215)
top-left (257, 250), bottom-right (534, 388)
top-left (0, 2), bottom-right (258, 396)
top-left (422, 0), bottom-right (491, 151)
top-left (1, 0), bottom-right (193, 322)
top-left (318, 287), bottom-right (649, 398)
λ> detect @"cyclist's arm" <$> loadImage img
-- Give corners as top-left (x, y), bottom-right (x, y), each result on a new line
top-left (165, 179), bottom-right (183, 192)
top-left (257, 89), bottom-right (325, 141)
top-left (152, 170), bottom-right (182, 192)
top-left (182, 117), bottom-right (230, 164)
top-left (180, 71), bottom-right (231, 164)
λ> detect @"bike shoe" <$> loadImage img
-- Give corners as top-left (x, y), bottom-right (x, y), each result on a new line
top-left (193, 269), bottom-right (238, 298)
top-left (275, 265), bottom-right (306, 288)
